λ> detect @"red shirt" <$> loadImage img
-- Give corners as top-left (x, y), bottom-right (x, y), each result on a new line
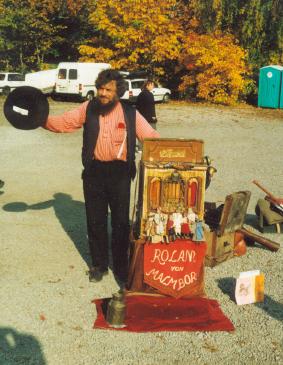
top-left (45, 101), bottom-right (160, 161)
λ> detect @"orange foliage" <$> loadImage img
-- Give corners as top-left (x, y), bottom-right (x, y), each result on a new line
top-left (79, 0), bottom-right (183, 75)
top-left (179, 32), bottom-right (250, 104)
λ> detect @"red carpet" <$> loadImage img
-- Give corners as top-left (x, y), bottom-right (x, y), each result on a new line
top-left (93, 295), bottom-right (234, 332)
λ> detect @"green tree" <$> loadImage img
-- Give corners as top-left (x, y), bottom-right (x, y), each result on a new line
top-left (0, 0), bottom-right (94, 71)
top-left (46, 0), bottom-right (96, 65)
top-left (0, 0), bottom-right (62, 71)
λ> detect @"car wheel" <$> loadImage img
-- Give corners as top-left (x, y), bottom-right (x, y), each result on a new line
top-left (2, 86), bottom-right (11, 96)
top-left (86, 91), bottom-right (94, 101)
top-left (163, 93), bottom-right (170, 103)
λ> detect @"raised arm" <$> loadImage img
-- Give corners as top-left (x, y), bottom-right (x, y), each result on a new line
top-left (44, 101), bottom-right (88, 133)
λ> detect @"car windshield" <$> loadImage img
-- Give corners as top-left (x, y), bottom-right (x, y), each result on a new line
top-left (131, 80), bottom-right (144, 89)
top-left (7, 73), bottom-right (25, 81)
top-left (0, 74), bottom-right (5, 81)
top-left (154, 82), bottom-right (163, 88)
top-left (58, 69), bottom-right (67, 79)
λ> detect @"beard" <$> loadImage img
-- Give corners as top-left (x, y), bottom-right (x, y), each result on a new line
top-left (93, 96), bottom-right (119, 116)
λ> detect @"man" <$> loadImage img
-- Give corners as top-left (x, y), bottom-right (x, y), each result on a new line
top-left (45, 69), bottom-right (160, 288)
top-left (136, 79), bottom-right (157, 130)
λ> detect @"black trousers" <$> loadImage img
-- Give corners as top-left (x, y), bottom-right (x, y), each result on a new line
top-left (82, 160), bottom-right (131, 282)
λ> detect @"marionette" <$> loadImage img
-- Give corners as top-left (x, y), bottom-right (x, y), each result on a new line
top-left (172, 211), bottom-right (183, 237)
top-left (194, 219), bottom-right (204, 242)
top-left (145, 212), bottom-right (156, 242)
top-left (166, 214), bottom-right (176, 242)
top-left (181, 212), bottom-right (191, 239)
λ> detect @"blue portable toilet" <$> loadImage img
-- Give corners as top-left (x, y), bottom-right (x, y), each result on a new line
top-left (258, 65), bottom-right (283, 108)
top-left (280, 72), bottom-right (283, 109)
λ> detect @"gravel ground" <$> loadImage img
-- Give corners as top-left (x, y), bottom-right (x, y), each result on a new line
top-left (0, 97), bottom-right (282, 365)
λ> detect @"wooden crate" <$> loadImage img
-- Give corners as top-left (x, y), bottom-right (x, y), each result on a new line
top-left (204, 191), bottom-right (251, 267)
top-left (204, 230), bottom-right (245, 267)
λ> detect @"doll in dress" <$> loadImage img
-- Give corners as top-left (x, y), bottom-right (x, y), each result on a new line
top-left (181, 211), bottom-right (191, 239)
top-left (172, 211), bottom-right (183, 238)
top-left (145, 212), bottom-right (156, 242)
top-left (166, 214), bottom-right (176, 242)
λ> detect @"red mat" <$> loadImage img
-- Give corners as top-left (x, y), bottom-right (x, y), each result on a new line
top-left (93, 295), bottom-right (234, 332)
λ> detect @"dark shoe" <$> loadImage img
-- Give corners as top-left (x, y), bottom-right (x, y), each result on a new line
top-left (117, 280), bottom-right (128, 291)
top-left (0, 180), bottom-right (4, 189)
top-left (88, 266), bottom-right (108, 282)
top-left (114, 274), bottom-right (128, 290)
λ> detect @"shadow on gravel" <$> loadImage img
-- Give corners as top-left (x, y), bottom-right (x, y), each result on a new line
top-left (217, 279), bottom-right (283, 322)
top-left (255, 295), bottom-right (283, 322)
top-left (217, 277), bottom-right (236, 302)
top-left (0, 327), bottom-right (46, 365)
top-left (2, 193), bottom-right (90, 266)
top-left (244, 213), bottom-right (259, 229)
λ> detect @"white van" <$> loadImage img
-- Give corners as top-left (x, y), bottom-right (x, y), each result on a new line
top-left (54, 62), bottom-right (111, 100)
top-left (25, 69), bottom-right (57, 95)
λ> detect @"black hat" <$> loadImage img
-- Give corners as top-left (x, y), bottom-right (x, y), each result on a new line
top-left (4, 86), bottom-right (49, 130)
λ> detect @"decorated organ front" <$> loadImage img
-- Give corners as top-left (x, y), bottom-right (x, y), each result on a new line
top-left (134, 139), bottom-right (211, 239)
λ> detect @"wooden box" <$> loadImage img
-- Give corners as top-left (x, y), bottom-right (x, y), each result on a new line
top-left (204, 191), bottom-right (251, 267)
top-left (204, 230), bottom-right (246, 267)
top-left (142, 138), bottom-right (204, 164)
top-left (134, 138), bottom-right (209, 239)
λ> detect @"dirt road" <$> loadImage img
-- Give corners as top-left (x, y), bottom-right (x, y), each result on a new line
top-left (0, 98), bottom-right (282, 365)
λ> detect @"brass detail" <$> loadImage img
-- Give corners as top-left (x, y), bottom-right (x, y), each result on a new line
top-left (160, 149), bottom-right (186, 158)
top-left (207, 166), bottom-right (217, 178)
top-left (106, 292), bottom-right (126, 328)
top-left (161, 171), bottom-right (186, 213)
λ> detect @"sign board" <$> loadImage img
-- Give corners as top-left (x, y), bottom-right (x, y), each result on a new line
top-left (144, 240), bottom-right (207, 298)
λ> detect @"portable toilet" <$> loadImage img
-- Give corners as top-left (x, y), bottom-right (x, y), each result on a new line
top-left (258, 65), bottom-right (283, 108)
top-left (280, 73), bottom-right (283, 109)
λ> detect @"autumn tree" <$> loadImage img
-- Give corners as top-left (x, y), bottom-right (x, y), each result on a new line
top-left (187, 0), bottom-right (283, 70)
top-left (79, 0), bottom-right (184, 77)
top-left (179, 32), bottom-right (251, 105)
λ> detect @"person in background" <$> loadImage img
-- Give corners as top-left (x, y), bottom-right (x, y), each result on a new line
top-left (136, 79), bottom-right (157, 130)
top-left (44, 69), bottom-right (160, 289)
top-left (135, 79), bottom-right (157, 153)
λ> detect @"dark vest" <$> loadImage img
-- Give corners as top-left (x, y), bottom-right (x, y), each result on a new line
top-left (82, 100), bottom-right (137, 179)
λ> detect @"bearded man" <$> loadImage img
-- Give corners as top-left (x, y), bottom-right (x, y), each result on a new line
top-left (45, 69), bottom-right (159, 288)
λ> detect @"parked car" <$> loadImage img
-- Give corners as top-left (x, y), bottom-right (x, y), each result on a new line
top-left (121, 78), bottom-right (171, 103)
top-left (0, 72), bottom-right (25, 95)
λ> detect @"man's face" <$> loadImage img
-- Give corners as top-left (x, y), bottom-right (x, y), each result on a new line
top-left (147, 82), bottom-right (154, 92)
top-left (97, 80), bottom-right (118, 105)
